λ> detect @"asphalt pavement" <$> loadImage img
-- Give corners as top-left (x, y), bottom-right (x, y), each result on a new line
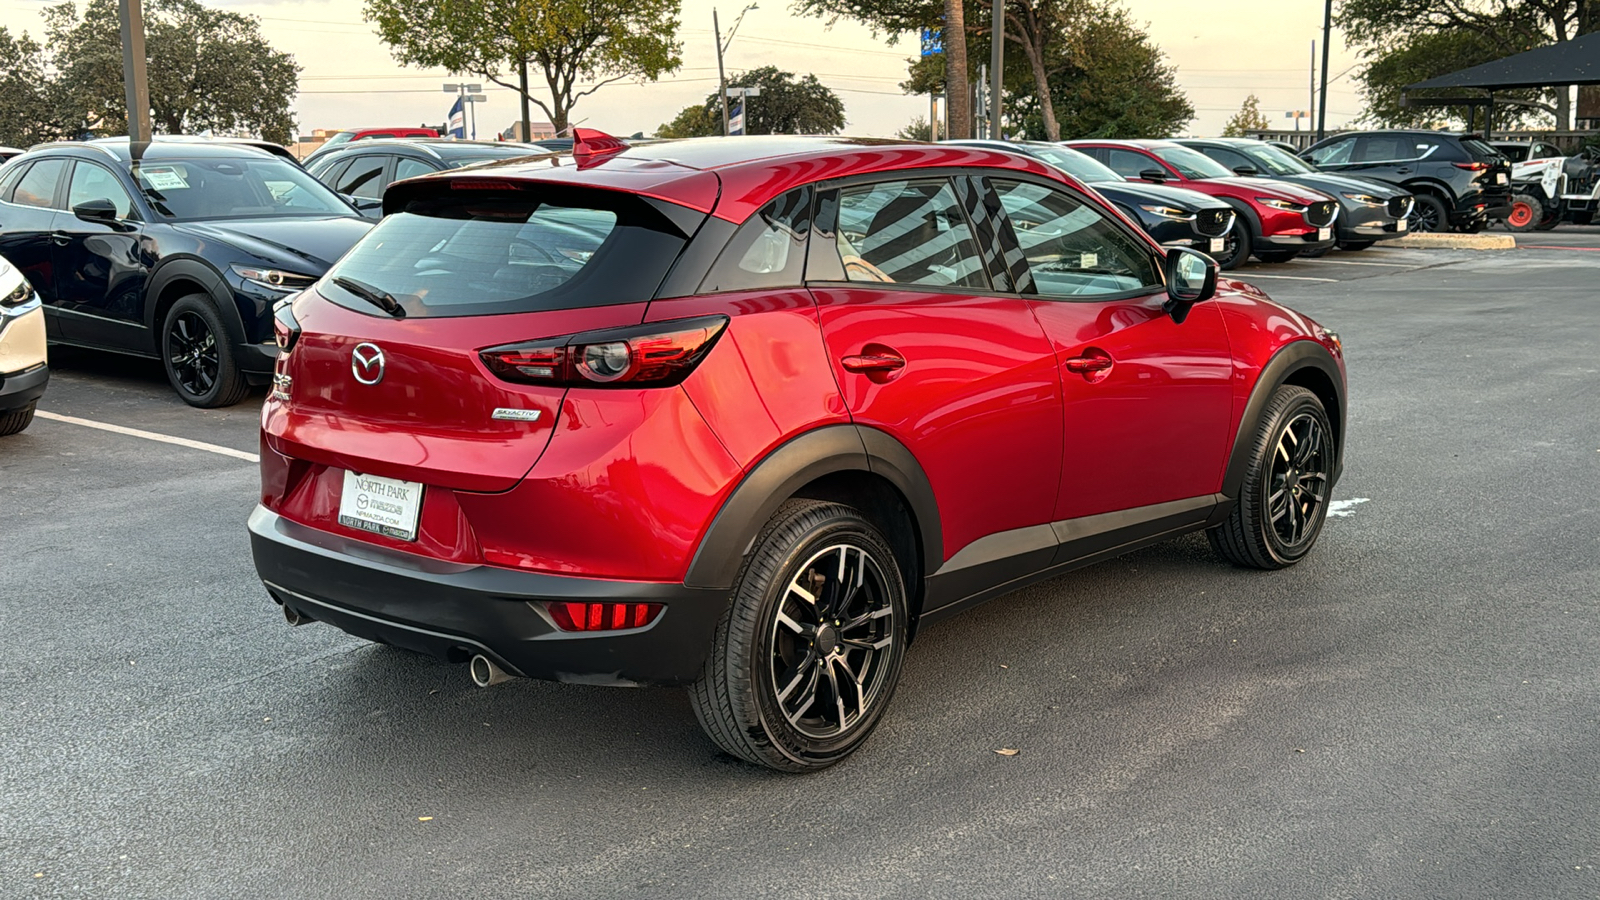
top-left (3, 232), bottom-right (1598, 899)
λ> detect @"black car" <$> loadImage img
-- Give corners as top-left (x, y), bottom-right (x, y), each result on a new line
top-left (0, 140), bottom-right (371, 407)
top-left (1178, 137), bottom-right (1414, 251)
top-left (1300, 130), bottom-right (1511, 233)
top-left (944, 140), bottom-right (1242, 267)
top-left (306, 139), bottom-right (549, 217)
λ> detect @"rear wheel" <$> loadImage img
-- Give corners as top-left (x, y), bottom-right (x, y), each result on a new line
top-left (161, 294), bottom-right (249, 408)
top-left (1208, 385), bottom-right (1334, 570)
top-left (1254, 250), bottom-right (1300, 264)
top-left (1504, 194), bottom-right (1543, 232)
top-left (0, 400), bottom-right (35, 436)
top-left (1213, 221), bottom-right (1250, 270)
top-left (690, 499), bottom-right (909, 772)
top-left (1407, 194), bottom-right (1448, 233)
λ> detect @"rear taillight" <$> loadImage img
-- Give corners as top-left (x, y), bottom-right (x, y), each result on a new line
top-left (1454, 162), bottom-right (1490, 172)
top-left (547, 602), bottom-right (663, 632)
top-left (481, 315), bottom-right (728, 388)
top-left (272, 303), bottom-right (301, 353)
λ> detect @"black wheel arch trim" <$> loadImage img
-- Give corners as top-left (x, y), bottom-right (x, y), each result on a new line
top-left (142, 258), bottom-right (249, 349)
top-left (682, 424), bottom-right (943, 591)
top-left (1221, 339), bottom-right (1346, 501)
top-left (1218, 196), bottom-right (1262, 240)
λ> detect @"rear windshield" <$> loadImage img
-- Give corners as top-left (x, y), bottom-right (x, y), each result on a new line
top-left (1461, 138), bottom-right (1507, 163)
top-left (1493, 144), bottom-right (1529, 162)
top-left (321, 188), bottom-right (687, 318)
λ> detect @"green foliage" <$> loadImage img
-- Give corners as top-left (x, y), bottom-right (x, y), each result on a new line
top-left (655, 66), bottom-right (846, 137)
top-left (366, 0), bottom-right (683, 133)
top-left (896, 115), bottom-right (932, 140)
top-left (1356, 28), bottom-right (1548, 128)
top-left (1221, 95), bottom-right (1271, 136)
top-left (0, 0), bottom-right (300, 143)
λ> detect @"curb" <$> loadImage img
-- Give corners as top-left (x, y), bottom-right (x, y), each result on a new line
top-left (1391, 233), bottom-right (1516, 250)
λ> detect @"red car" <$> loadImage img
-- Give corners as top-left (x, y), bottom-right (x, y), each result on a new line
top-left (1066, 139), bottom-right (1340, 266)
top-left (250, 133), bottom-right (1347, 771)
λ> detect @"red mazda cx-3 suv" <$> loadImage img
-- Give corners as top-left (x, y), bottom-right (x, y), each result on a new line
top-left (1066, 139), bottom-right (1341, 266)
top-left (250, 132), bottom-right (1347, 771)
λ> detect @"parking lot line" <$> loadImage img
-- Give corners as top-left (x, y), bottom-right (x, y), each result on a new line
top-left (1234, 273), bottom-right (1341, 283)
top-left (35, 410), bottom-right (260, 463)
top-left (1308, 259), bottom-right (1415, 267)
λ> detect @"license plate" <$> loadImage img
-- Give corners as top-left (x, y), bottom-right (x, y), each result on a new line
top-left (1208, 237), bottom-right (1225, 253)
top-left (339, 470), bottom-right (424, 541)
top-left (1318, 227), bottom-right (1331, 241)
top-left (1397, 218), bottom-right (1407, 231)
top-left (1496, 173), bottom-right (1507, 184)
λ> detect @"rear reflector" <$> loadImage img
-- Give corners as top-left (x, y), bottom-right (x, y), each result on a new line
top-left (481, 315), bottom-right (729, 388)
top-left (451, 179), bottom-right (521, 190)
top-left (547, 602), bottom-right (663, 632)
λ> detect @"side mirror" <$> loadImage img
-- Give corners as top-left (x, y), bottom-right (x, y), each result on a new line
top-left (73, 198), bottom-right (119, 222)
top-left (1163, 247), bottom-right (1217, 323)
top-left (1138, 168), bottom-right (1169, 183)
top-left (1232, 165), bottom-right (1260, 176)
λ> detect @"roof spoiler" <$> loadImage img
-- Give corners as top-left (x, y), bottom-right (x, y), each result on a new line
top-left (573, 128), bottom-right (628, 169)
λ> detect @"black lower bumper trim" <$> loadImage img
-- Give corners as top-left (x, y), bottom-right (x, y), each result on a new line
top-left (0, 363), bottom-right (48, 410)
top-left (248, 506), bottom-right (731, 686)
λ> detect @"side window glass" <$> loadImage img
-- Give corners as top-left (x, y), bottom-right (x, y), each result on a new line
top-left (834, 179), bottom-right (988, 289)
top-left (394, 158), bottom-right (433, 181)
top-left (990, 179), bottom-right (1161, 298)
top-left (12, 158), bottom-right (67, 209)
top-left (701, 186), bottom-right (811, 292)
top-left (67, 162), bottom-right (134, 218)
top-left (0, 162), bottom-right (31, 203)
top-left (335, 156), bottom-right (386, 200)
top-left (307, 156), bottom-right (345, 180)
top-left (1106, 149), bottom-right (1154, 178)
top-left (1207, 147), bottom-right (1254, 173)
top-left (1307, 139), bottom-right (1354, 166)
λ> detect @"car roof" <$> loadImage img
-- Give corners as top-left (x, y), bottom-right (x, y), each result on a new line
top-left (318, 138), bottom-right (548, 161)
top-left (1065, 139), bottom-right (1179, 150)
top-left (390, 135), bottom-right (1072, 223)
top-left (24, 139), bottom-right (283, 163)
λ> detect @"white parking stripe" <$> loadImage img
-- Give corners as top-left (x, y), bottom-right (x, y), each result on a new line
top-left (1309, 259), bottom-right (1415, 267)
top-left (1235, 273), bottom-right (1341, 283)
top-left (35, 410), bottom-right (260, 463)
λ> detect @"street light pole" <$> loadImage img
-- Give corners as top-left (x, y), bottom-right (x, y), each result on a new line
top-left (1317, 0), bottom-right (1332, 141)
top-left (119, 0), bottom-right (151, 141)
top-left (989, 0), bottom-right (1003, 139)
top-left (714, 8), bottom-right (730, 136)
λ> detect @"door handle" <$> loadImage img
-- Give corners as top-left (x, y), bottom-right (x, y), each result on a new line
top-left (50, 231), bottom-right (70, 246)
top-left (1065, 355), bottom-right (1114, 374)
top-left (841, 352), bottom-right (905, 373)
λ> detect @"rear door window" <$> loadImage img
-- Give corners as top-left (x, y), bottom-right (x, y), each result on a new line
top-left (395, 158), bottom-right (435, 181)
top-left (12, 159), bottom-right (67, 209)
top-left (323, 188), bottom-right (691, 318)
top-left (833, 179), bottom-right (988, 289)
top-left (335, 155), bottom-right (388, 200)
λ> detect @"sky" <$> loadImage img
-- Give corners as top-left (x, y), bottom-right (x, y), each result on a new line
top-left (0, 0), bottom-right (1368, 139)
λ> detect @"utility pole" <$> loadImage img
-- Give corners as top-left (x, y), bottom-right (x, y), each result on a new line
top-left (989, 0), bottom-right (1003, 139)
top-left (714, 9), bottom-right (730, 136)
top-left (1317, 0), bottom-right (1332, 141)
top-left (119, 0), bottom-right (151, 141)
top-left (518, 58), bottom-right (531, 140)
top-left (1309, 39), bottom-right (1316, 125)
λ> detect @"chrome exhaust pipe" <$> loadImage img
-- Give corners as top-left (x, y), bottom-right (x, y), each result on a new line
top-left (469, 654), bottom-right (511, 688)
top-left (283, 605), bottom-right (314, 627)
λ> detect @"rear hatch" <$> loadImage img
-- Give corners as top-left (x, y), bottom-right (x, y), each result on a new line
top-left (1461, 136), bottom-right (1513, 200)
top-left (266, 179), bottom-right (705, 495)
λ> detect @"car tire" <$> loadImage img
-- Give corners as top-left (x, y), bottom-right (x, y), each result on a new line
top-left (1337, 241), bottom-right (1375, 251)
top-left (1254, 250), bottom-right (1300, 264)
top-left (0, 400), bottom-right (35, 436)
top-left (1503, 194), bottom-right (1544, 232)
top-left (1213, 221), bottom-right (1250, 270)
top-left (161, 294), bottom-right (249, 408)
top-left (689, 499), bottom-right (909, 772)
top-left (1407, 194), bottom-right (1448, 233)
top-left (1208, 385), bottom-right (1334, 570)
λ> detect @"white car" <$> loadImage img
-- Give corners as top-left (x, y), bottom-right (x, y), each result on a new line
top-left (0, 256), bottom-right (47, 436)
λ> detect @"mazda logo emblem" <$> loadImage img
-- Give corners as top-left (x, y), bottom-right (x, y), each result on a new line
top-left (352, 342), bottom-right (385, 385)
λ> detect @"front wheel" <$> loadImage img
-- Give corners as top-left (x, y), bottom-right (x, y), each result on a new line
top-left (690, 500), bottom-right (909, 772)
top-left (1208, 385), bottom-right (1334, 569)
top-left (1407, 194), bottom-right (1448, 233)
top-left (161, 294), bottom-right (249, 408)
top-left (1213, 221), bottom-right (1251, 271)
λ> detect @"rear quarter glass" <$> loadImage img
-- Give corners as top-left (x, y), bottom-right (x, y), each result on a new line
top-left (1461, 138), bottom-right (1508, 162)
top-left (321, 187), bottom-right (692, 318)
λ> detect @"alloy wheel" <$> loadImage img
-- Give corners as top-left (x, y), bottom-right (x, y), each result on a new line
top-left (767, 543), bottom-right (897, 740)
top-left (1408, 201), bottom-right (1442, 233)
top-left (1266, 412), bottom-right (1330, 551)
top-left (167, 311), bottom-right (219, 397)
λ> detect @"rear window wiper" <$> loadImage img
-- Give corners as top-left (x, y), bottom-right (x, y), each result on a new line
top-left (332, 276), bottom-right (405, 318)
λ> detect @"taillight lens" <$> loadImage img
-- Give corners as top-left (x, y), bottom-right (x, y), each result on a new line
top-left (1454, 162), bottom-right (1490, 172)
top-left (547, 602), bottom-right (663, 632)
top-left (272, 302), bottom-right (301, 353)
top-left (481, 315), bottom-right (729, 388)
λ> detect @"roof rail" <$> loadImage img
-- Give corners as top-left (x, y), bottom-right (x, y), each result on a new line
top-left (25, 141), bottom-right (121, 160)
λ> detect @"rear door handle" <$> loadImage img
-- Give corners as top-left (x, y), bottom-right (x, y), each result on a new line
top-left (842, 352), bottom-right (905, 373)
top-left (1065, 355), bottom-right (1114, 374)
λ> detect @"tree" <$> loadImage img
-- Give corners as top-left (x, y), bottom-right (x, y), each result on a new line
top-left (366, 0), bottom-right (682, 135)
top-left (896, 115), bottom-right (933, 139)
top-left (1338, 0), bottom-right (1599, 128)
top-left (1221, 94), bottom-right (1271, 136)
top-left (43, 0), bottom-right (299, 142)
top-left (656, 66), bottom-right (845, 137)
top-left (0, 29), bottom-right (73, 146)
top-left (793, 0), bottom-right (971, 138)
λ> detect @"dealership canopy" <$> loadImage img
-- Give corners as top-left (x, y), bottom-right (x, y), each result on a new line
top-left (1407, 32), bottom-right (1600, 91)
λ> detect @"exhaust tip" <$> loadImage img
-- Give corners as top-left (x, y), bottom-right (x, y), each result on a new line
top-left (469, 654), bottom-right (512, 688)
top-left (283, 605), bottom-right (313, 627)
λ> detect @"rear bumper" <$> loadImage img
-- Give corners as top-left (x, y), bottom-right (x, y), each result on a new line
top-left (0, 362), bottom-right (48, 411)
top-left (248, 506), bottom-right (730, 686)
top-left (237, 340), bottom-right (279, 378)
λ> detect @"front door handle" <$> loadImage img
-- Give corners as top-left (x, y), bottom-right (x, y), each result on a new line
top-left (1065, 355), bottom-right (1113, 374)
top-left (50, 231), bottom-right (70, 246)
top-left (842, 352), bottom-right (905, 373)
